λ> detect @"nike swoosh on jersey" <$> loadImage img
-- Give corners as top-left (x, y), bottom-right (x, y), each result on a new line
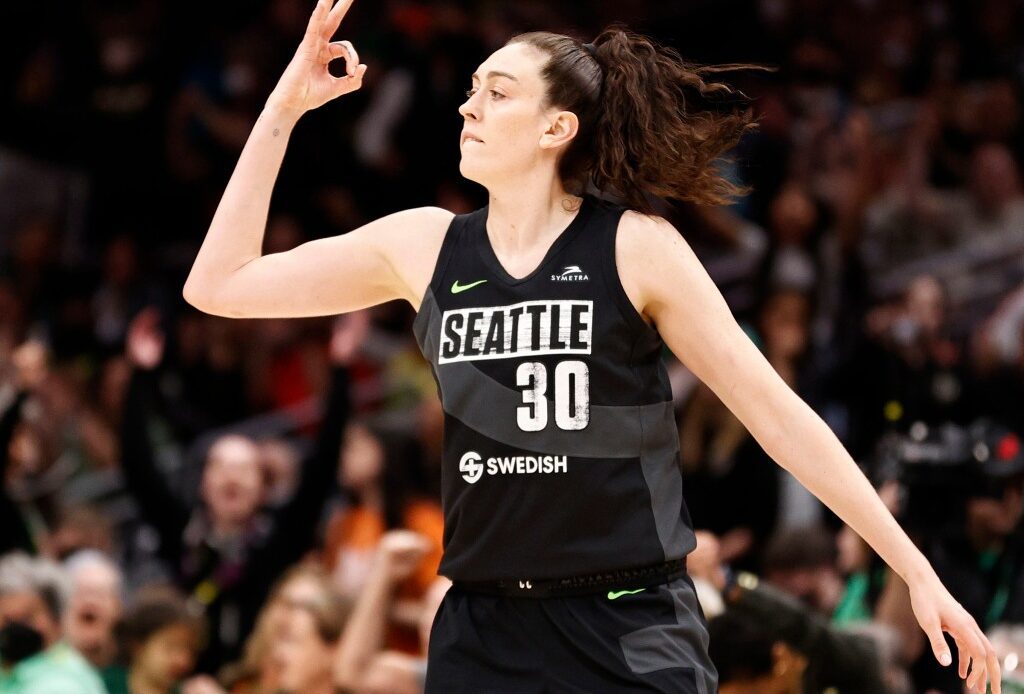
top-left (607, 588), bottom-right (646, 600)
top-left (451, 279), bottom-right (488, 294)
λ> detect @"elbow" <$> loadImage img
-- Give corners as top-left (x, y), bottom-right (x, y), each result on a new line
top-left (181, 280), bottom-right (208, 312)
top-left (182, 280), bottom-right (225, 316)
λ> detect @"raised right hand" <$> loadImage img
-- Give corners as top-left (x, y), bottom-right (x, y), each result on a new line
top-left (266, 0), bottom-right (367, 118)
top-left (126, 307), bottom-right (165, 370)
top-left (377, 530), bottom-right (432, 583)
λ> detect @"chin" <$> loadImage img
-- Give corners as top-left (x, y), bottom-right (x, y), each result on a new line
top-left (457, 160), bottom-right (483, 185)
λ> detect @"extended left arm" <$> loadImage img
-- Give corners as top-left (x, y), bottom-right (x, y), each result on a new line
top-left (618, 212), bottom-right (999, 694)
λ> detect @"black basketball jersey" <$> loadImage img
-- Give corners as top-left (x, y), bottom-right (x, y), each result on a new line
top-left (413, 193), bottom-right (698, 582)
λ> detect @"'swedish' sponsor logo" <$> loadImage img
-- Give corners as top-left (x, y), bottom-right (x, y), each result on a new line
top-left (459, 450), bottom-right (569, 484)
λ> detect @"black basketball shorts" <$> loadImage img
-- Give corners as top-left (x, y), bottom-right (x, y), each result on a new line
top-left (424, 574), bottom-right (718, 693)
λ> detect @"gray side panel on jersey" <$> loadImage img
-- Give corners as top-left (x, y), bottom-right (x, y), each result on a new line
top-left (412, 287), bottom-right (439, 358)
top-left (639, 405), bottom-right (697, 560)
top-left (618, 578), bottom-right (718, 694)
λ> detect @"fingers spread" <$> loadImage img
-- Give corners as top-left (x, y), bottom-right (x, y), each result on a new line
top-left (322, 0), bottom-right (355, 40)
top-left (967, 659), bottom-right (987, 693)
top-left (955, 638), bottom-right (970, 679)
top-left (987, 646), bottom-right (1002, 694)
top-left (925, 618), bottom-right (951, 666)
top-left (304, 0), bottom-right (330, 41)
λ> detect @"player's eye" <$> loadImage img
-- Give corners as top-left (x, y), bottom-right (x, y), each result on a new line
top-left (464, 88), bottom-right (505, 100)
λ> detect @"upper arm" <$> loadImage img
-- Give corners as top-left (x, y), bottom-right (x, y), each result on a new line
top-left (617, 212), bottom-right (799, 444)
top-left (185, 206), bottom-right (454, 318)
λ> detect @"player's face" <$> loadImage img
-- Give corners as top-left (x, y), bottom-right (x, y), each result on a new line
top-left (457, 43), bottom-right (564, 187)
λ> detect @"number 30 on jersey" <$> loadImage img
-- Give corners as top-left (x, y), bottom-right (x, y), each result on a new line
top-left (516, 360), bottom-right (590, 431)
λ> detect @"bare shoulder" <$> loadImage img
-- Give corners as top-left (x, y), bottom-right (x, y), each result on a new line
top-left (375, 206), bottom-right (456, 310)
top-left (615, 209), bottom-right (696, 326)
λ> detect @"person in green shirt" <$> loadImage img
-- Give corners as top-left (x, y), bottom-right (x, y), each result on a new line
top-left (101, 587), bottom-right (205, 694)
top-left (0, 552), bottom-right (106, 694)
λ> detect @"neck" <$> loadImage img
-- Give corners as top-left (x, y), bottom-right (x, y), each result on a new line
top-left (128, 669), bottom-right (168, 694)
top-left (294, 674), bottom-right (335, 694)
top-left (210, 516), bottom-right (246, 538)
top-left (485, 174), bottom-right (582, 256)
top-left (360, 486), bottom-right (383, 512)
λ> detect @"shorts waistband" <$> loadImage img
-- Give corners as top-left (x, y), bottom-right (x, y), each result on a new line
top-left (451, 558), bottom-right (687, 598)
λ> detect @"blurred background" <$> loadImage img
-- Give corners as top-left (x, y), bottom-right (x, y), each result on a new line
top-left (1, 0), bottom-right (1023, 692)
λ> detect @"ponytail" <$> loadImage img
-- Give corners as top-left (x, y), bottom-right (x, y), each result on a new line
top-left (509, 27), bottom-right (766, 214)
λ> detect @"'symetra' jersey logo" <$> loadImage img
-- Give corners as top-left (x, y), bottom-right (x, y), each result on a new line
top-left (439, 299), bottom-right (593, 364)
top-left (552, 265), bottom-right (589, 282)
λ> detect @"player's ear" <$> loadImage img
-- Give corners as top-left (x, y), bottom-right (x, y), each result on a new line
top-left (539, 110), bottom-right (578, 150)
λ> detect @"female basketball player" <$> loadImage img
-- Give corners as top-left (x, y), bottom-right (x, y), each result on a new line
top-left (183, 0), bottom-right (1001, 691)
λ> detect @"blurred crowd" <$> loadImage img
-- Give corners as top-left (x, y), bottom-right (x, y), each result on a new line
top-left (2, 0), bottom-right (1024, 692)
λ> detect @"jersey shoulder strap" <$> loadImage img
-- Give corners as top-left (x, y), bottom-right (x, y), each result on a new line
top-left (423, 206), bottom-right (486, 297)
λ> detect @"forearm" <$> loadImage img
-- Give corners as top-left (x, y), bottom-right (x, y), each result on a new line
top-left (335, 562), bottom-right (394, 689)
top-left (0, 391), bottom-right (33, 553)
top-left (0, 391), bottom-right (29, 476)
top-left (183, 105), bottom-right (300, 306)
top-left (120, 369), bottom-right (189, 534)
top-left (750, 386), bottom-right (935, 587)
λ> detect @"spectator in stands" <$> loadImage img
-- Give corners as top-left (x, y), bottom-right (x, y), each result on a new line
top-left (62, 550), bottom-right (123, 670)
top-left (0, 552), bottom-right (106, 693)
top-left (334, 529), bottom-right (440, 693)
top-left (761, 525), bottom-right (845, 617)
top-left (119, 308), bottom-right (362, 670)
top-left (218, 564), bottom-right (342, 694)
top-left (323, 422), bottom-right (443, 653)
top-left (102, 586), bottom-right (205, 694)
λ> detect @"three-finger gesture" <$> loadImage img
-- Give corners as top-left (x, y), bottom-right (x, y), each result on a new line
top-left (267, 0), bottom-right (366, 118)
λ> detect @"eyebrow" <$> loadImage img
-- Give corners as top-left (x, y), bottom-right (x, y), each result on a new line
top-left (470, 70), bottom-right (519, 83)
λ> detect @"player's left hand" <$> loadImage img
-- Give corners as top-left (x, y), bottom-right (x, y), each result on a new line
top-left (909, 575), bottom-right (1001, 693)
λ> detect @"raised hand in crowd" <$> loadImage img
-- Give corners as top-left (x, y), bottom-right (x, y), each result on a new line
top-left (126, 306), bottom-right (165, 370)
top-left (334, 530), bottom-right (432, 691)
top-left (0, 341), bottom-right (48, 555)
top-left (11, 339), bottom-right (49, 391)
top-left (378, 530), bottom-right (433, 584)
top-left (330, 309), bottom-right (371, 366)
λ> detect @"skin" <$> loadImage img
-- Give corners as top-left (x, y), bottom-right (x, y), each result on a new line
top-left (719, 642), bottom-right (807, 694)
top-left (272, 609), bottom-right (336, 694)
top-left (129, 623), bottom-right (198, 694)
top-left (0, 591), bottom-right (60, 648)
top-left (63, 560), bottom-right (123, 667)
top-left (182, 1), bottom-right (1001, 690)
top-left (200, 434), bottom-right (264, 533)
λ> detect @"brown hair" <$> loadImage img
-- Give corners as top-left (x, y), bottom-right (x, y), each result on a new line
top-left (118, 585), bottom-right (205, 657)
top-left (507, 27), bottom-right (766, 214)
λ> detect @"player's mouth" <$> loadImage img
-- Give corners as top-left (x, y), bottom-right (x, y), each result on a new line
top-left (461, 130), bottom-right (485, 146)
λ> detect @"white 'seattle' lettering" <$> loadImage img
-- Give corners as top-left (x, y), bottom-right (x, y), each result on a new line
top-left (439, 300), bottom-right (593, 364)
